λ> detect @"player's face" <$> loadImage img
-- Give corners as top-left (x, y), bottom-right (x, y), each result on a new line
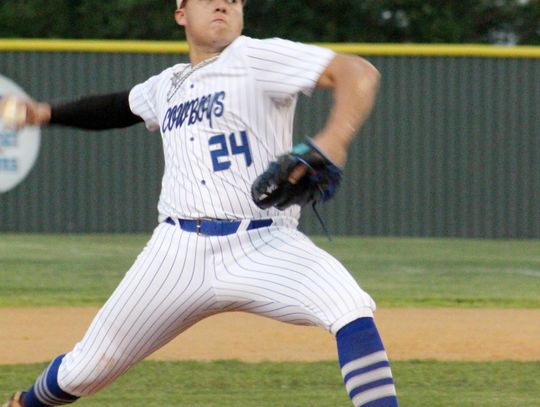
top-left (176, 0), bottom-right (244, 52)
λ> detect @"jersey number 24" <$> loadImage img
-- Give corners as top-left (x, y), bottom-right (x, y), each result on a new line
top-left (209, 131), bottom-right (252, 172)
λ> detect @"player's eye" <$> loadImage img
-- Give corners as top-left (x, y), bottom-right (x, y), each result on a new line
top-left (201, 0), bottom-right (238, 3)
top-left (199, 0), bottom-right (239, 4)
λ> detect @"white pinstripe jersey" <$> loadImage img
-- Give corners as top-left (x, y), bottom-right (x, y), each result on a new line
top-left (129, 36), bottom-right (335, 223)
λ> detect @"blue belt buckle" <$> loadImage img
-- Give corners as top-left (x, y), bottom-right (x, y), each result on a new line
top-left (196, 219), bottom-right (202, 235)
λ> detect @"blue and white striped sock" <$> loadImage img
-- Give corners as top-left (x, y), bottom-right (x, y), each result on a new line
top-left (23, 355), bottom-right (79, 407)
top-left (336, 318), bottom-right (398, 407)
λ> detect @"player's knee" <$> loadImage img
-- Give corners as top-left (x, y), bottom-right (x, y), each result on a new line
top-left (329, 288), bottom-right (376, 334)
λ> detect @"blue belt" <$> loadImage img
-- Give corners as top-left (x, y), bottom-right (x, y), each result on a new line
top-left (165, 217), bottom-right (273, 236)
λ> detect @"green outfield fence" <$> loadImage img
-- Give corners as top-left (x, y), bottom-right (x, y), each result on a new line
top-left (0, 41), bottom-right (539, 237)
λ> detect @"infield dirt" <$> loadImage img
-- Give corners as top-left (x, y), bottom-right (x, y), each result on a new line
top-left (1, 308), bottom-right (539, 365)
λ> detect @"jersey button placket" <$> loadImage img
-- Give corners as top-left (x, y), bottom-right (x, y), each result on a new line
top-left (189, 83), bottom-right (195, 142)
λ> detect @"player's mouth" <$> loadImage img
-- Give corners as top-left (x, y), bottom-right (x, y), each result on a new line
top-left (211, 17), bottom-right (227, 24)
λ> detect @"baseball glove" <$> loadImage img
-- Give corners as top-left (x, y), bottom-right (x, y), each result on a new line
top-left (251, 138), bottom-right (343, 210)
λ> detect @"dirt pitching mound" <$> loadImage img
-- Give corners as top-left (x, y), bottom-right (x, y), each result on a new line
top-left (1, 308), bottom-right (539, 365)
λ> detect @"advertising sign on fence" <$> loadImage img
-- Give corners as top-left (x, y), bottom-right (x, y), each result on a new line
top-left (0, 75), bottom-right (41, 193)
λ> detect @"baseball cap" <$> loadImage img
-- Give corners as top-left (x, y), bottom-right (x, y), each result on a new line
top-left (176, 0), bottom-right (246, 8)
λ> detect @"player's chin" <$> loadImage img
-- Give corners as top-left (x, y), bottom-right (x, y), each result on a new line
top-left (210, 21), bottom-right (241, 36)
top-left (210, 30), bottom-right (241, 49)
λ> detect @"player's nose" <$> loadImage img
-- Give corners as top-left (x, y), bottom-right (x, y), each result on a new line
top-left (215, 0), bottom-right (231, 12)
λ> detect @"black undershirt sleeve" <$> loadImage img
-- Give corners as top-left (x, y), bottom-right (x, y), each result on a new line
top-left (49, 91), bottom-right (144, 130)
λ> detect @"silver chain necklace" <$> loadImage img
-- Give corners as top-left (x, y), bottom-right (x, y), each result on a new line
top-left (167, 55), bottom-right (219, 102)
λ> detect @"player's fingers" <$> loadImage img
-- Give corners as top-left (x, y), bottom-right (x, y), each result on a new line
top-left (288, 164), bottom-right (308, 184)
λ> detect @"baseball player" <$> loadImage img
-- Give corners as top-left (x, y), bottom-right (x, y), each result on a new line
top-left (2, 0), bottom-right (397, 406)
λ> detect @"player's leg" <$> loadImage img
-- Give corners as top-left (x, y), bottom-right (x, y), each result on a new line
top-left (11, 223), bottom-right (219, 406)
top-left (211, 226), bottom-right (398, 407)
top-left (336, 318), bottom-right (397, 406)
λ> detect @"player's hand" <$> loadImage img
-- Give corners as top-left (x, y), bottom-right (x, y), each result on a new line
top-left (0, 96), bottom-right (51, 129)
top-left (310, 133), bottom-right (348, 169)
top-left (251, 138), bottom-right (344, 210)
top-left (286, 133), bottom-right (348, 184)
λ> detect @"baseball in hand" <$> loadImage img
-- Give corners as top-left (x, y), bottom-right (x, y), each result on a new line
top-left (0, 97), bottom-right (28, 129)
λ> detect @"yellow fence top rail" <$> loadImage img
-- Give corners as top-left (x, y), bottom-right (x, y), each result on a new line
top-left (0, 39), bottom-right (190, 54)
top-left (319, 43), bottom-right (540, 58)
top-left (0, 39), bottom-right (539, 58)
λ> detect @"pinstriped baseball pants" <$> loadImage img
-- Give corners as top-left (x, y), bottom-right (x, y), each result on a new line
top-left (56, 222), bottom-right (376, 396)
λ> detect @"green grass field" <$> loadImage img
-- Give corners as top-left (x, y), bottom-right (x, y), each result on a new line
top-left (1, 234), bottom-right (539, 406)
top-left (1, 234), bottom-right (539, 307)
top-left (1, 361), bottom-right (539, 406)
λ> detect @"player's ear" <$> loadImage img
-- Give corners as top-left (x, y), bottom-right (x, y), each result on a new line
top-left (175, 8), bottom-right (186, 27)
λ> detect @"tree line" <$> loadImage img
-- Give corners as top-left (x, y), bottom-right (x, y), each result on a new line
top-left (1, 0), bottom-right (538, 44)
